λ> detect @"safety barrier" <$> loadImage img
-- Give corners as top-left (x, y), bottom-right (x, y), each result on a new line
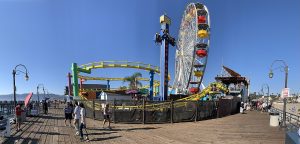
top-left (270, 107), bottom-right (300, 130)
top-left (76, 98), bottom-right (240, 124)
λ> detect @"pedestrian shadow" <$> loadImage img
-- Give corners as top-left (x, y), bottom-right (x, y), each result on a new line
top-left (110, 127), bottom-right (158, 132)
top-left (34, 131), bottom-right (67, 135)
top-left (90, 136), bottom-right (121, 141)
top-left (88, 131), bottom-right (117, 136)
top-left (39, 115), bottom-right (64, 120)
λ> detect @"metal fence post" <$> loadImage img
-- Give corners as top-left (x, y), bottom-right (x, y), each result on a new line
top-left (170, 100), bottom-right (173, 124)
top-left (297, 116), bottom-right (299, 127)
top-left (216, 101), bottom-right (219, 118)
top-left (143, 98), bottom-right (145, 124)
top-left (195, 101), bottom-right (198, 122)
top-left (92, 100), bottom-right (95, 120)
top-left (113, 99), bottom-right (116, 123)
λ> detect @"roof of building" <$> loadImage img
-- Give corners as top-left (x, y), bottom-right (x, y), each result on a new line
top-left (215, 66), bottom-right (250, 85)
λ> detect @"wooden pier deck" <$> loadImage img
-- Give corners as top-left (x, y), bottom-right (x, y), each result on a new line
top-left (0, 105), bottom-right (285, 144)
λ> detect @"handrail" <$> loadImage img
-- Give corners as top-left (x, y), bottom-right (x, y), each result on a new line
top-left (270, 107), bottom-right (300, 130)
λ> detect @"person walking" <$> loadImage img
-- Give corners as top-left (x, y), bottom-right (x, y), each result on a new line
top-left (102, 103), bottom-right (111, 129)
top-left (64, 102), bottom-right (73, 126)
top-left (262, 102), bottom-right (267, 112)
top-left (43, 100), bottom-right (48, 115)
top-left (15, 104), bottom-right (23, 132)
top-left (79, 103), bottom-right (89, 141)
top-left (73, 101), bottom-right (81, 135)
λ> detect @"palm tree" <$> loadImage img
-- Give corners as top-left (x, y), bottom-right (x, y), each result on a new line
top-left (123, 72), bottom-right (142, 89)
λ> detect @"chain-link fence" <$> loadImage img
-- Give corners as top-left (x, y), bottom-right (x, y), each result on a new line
top-left (76, 97), bottom-right (240, 124)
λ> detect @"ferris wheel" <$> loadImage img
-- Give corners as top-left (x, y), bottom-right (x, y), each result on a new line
top-left (173, 3), bottom-right (210, 95)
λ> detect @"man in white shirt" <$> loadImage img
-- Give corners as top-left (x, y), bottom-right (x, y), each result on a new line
top-left (262, 102), bottom-right (267, 112)
top-left (79, 103), bottom-right (89, 141)
top-left (73, 101), bottom-right (81, 135)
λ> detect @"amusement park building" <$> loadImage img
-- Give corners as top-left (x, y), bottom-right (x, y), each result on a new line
top-left (215, 66), bottom-right (250, 102)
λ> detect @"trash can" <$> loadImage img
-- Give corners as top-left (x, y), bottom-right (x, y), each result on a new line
top-left (270, 112), bottom-right (279, 127)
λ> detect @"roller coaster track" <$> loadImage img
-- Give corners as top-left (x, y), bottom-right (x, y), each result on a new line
top-left (78, 75), bottom-right (161, 91)
top-left (78, 75), bottom-right (152, 81)
top-left (78, 61), bottom-right (170, 90)
top-left (79, 82), bottom-right (228, 111)
top-left (80, 61), bottom-right (160, 73)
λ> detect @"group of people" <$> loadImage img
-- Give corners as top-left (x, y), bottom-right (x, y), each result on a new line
top-left (64, 101), bottom-right (88, 141)
top-left (63, 101), bottom-right (111, 141)
top-left (250, 100), bottom-right (272, 112)
top-left (240, 101), bottom-right (272, 114)
top-left (15, 100), bottom-right (111, 141)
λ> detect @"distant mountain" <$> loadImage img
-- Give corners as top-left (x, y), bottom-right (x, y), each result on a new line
top-left (0, 93), bottom-right (65, 101)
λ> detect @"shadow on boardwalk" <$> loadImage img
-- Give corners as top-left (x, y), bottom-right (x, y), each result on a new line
top-left (0, 105), bottom-right (286, 144)
top-left (90, 136), bottom-right (122, 142)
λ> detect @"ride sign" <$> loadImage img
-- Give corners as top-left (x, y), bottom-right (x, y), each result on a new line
top-left (281, 88), bottom-right (289, 99)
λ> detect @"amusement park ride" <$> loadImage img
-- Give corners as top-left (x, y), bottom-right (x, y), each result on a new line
top-left (66, 3), bottom-right (234, 102)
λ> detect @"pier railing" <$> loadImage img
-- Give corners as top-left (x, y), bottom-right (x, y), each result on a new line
top-left (270, 107), bottom-right (300, 130)
top-left (0, 101), bottom-right (17, 116)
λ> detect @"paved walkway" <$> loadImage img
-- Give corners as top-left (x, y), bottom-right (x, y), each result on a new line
top-left (0, 106), bottom-right (285, 144)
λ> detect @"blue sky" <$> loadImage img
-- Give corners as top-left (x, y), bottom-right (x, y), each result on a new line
top-left (0, 0), bottom-right (299, 95)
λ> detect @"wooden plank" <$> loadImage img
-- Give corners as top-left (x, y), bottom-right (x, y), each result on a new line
top-left (20, 116), bottom-right (41, 143)
top-left (2, 103), bottom-right (285, 144)
top-left (39, 115), bottom-right (50, 144)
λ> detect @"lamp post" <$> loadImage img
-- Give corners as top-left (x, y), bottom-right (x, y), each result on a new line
top-left (37, 84), bottom-right (44, 103)
top-left (269, 59), bottom-right (288, 127)
top-left (261, 84), bottom-right (270, 107)
top-left (37, 84), bottom-right (44, 114)
top-left (43, 88), bottom-right (46, 100)
top-left (44, 89), bottom-right (48, 99)
top-left (13, 64), bottom-right (29, 108)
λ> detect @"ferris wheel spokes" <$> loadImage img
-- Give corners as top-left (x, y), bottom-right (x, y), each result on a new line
top-left (173, 3), bottom-right (210, 95)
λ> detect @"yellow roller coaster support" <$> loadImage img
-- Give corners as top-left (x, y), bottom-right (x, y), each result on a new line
top-left (181, 82), bottom-right (228, 101)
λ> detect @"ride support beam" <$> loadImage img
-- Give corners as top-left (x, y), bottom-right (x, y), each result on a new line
top-left (149, 70), bottom-right (154, 100)
top-left (77, 67), bottom-right (91, 74)
top-left (72, 63), bottom-right (79, 98)
top-left (107, 80), bottom-right (110, 90)
top-left (154, 14), bottom-right (175, 101)
top-left (80, 78), bottom-right (83, 90)
top-left (72, 63), bottom-right (92, 98)
top-left (68, 72), bottom-right (72, 96)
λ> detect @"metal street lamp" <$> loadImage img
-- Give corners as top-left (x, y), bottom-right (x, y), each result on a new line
top-left (269, 59), bottom-right (288, 127)
top-left (37, 84), bottom-right (44, 103)
top-left (261, 84), bottom-right (270, 107)
top-left (43, 88), bottom-right (48, 100)
top-left (13, 64), bottom-right (29, 108)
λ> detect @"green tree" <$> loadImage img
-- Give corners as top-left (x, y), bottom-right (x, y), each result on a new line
top-left (123, 72), bottom-right (142, 89)
top-left (119, 86), bottom-right (127, 90)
